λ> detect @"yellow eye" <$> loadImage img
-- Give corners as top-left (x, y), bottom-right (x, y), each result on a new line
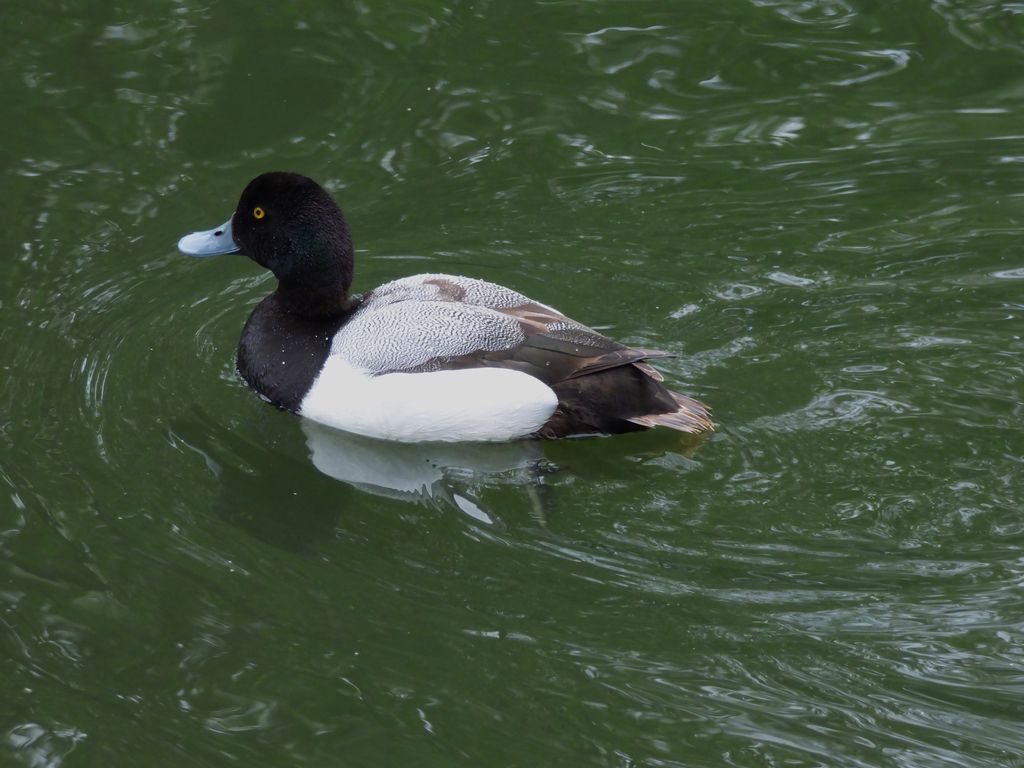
top-left (253, 206), bottom-right (265, 220)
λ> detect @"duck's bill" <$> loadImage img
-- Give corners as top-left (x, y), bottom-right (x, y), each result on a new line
top-left (177, 218), bottom-right (239, 257)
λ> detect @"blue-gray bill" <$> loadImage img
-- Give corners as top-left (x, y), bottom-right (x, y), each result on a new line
top-left (177, 218), bottom-right (239, 257)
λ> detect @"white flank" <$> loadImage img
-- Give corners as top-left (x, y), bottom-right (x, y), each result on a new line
top-left (299, 357), bottom-right (558, 443)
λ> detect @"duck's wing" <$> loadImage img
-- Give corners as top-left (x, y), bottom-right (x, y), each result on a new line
top-left (332, 292), bottom-right (669, 385)
top-left (479, 301), bottom-right (673, 384)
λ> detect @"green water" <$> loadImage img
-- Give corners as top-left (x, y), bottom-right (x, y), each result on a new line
top-left (3, 1), bottom-right (1023, 765)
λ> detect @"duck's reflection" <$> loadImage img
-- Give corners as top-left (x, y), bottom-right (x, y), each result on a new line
top-left (301, 420), bottom-right (551, 523)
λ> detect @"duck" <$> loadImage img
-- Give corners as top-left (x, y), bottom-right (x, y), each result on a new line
top-left (178, 172), bottom-right (713, 443)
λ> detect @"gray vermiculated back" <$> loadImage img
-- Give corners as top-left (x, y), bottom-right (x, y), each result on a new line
top-left (331, 274), bottom-right (533, 373)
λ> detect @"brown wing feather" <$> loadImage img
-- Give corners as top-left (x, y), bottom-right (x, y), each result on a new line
top-left (408, 321), bottom-right (668, 386)
top-left (502, 303), bottom-right (713, 436)
top-left (489, 303), bottom-right (674, 384)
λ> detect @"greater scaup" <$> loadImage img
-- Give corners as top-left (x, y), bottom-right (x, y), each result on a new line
top-left (178, 172), bottom-right (713, 442)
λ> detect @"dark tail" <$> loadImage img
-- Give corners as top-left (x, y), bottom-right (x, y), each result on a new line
top-left (539, 363), bottom-right (714, 438)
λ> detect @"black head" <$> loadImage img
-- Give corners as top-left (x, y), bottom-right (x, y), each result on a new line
top-left (233, 172), bottom-right (355, 317)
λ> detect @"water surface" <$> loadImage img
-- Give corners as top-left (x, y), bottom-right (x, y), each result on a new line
top-left (2, 1), bottom-right (1023, 766)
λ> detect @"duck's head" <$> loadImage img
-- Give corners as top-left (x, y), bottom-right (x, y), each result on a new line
top-left (179, 172), bottom-right (354, 317)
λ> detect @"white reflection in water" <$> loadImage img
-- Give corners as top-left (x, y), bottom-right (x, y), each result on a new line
top-left (302, 419), bottom-right (547, 522)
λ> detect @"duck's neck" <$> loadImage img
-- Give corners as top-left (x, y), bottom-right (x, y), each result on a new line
top-left (274, 258), bottom-right (354, 320)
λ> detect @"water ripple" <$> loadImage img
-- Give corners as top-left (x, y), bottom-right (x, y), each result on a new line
top-left (2, 1), bottom-right (1023, 766)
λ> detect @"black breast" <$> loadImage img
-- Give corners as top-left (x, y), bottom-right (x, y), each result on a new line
top-left (236, 294), bottom-right (346, 412)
